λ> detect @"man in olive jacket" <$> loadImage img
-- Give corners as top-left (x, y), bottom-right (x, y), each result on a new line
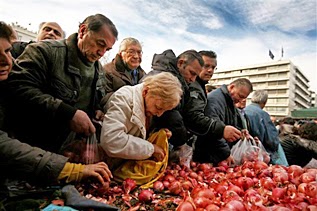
top-left (7, 14), bottom-right (118, 152)
top-left (0, 20), bottom-right (113, 190)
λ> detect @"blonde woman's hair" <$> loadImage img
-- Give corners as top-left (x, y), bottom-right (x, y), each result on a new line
top-left (119, 37), bottom-right (142, 53)
top-left (143, 72), bottom-right (183, 108)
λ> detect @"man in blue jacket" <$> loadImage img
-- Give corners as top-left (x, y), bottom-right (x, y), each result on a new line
top-left (245, 90), bottom-right (288, 166)
top-left (194, 78), bottom-right (253, 165)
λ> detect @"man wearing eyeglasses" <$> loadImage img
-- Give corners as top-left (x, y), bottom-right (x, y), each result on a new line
top-left (102, 37), bottom-right (146, 111)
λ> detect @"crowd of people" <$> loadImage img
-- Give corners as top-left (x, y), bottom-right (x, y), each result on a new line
top-left (0, 13), bottom-right (316, 209)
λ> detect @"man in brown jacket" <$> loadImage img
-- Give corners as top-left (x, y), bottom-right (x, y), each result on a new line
top-left (102, 37), bottom-right (146, 111)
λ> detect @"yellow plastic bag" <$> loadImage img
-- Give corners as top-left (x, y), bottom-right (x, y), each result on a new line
top-left (113, 129), bottom-right (168, 188)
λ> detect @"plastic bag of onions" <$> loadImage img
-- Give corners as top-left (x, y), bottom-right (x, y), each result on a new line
top-left (60, 132), bottom-right (102, 164)
top-left (231, 136), bottom-right (270, 166)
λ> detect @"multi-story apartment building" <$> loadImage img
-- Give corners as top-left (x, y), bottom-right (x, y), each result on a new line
top-left (209, 60), bottom-right (311, 118)
top-left (10, 23), bottom-right (37, 42)
top-left (310, 91), bottom-right (316, 107)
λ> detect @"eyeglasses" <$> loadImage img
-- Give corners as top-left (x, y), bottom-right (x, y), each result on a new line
top-left (124, 49), bottom-right (143, 56)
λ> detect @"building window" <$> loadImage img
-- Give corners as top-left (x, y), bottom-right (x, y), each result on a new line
top-left (278, 81), bottom-right (287, 85)
top-left (277, 90), bottom-right (287, 94)
top-left (268, 90), bottom-right (276, 94)
top-left (269, 73), bottom-right (278, 78)
top-left (268, 81), bottom-right (277, 86)
top-left (279, 72), bottom-right (287, 77)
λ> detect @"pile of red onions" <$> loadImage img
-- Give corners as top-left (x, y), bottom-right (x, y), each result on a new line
top-left (82, 161), bottom-right (317, 210)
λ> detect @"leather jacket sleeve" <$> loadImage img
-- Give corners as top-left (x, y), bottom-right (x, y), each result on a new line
top-left (183, 82), bottom-right (225, 139)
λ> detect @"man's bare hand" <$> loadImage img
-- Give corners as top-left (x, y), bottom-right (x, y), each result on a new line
top-left (82, 162), bottom-right (112, 185)
top-left (221, 155), bottom-right (235, 167)
top-left (223, 126), bottom-right (241, 142)
top-left (70, 110), bottom-right (96, 135)
top-left (163, 128), bottom-right (172, 139)
top-left (95, 110), bottom-right (105, 121)
top-left (241, 129), bottom-right (251, 140)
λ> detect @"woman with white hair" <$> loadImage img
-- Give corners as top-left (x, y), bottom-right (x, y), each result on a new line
top-left (100, 72), bottom-right (183, 169)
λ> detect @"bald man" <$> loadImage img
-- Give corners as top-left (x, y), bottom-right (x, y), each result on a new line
top-left (36, 22), bottom-right (65, 41)
top-left (11, 22), bottom-right (65, 58)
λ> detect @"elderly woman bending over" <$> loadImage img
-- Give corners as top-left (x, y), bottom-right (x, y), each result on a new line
top-left (100, 72), bottom-right (183, 168)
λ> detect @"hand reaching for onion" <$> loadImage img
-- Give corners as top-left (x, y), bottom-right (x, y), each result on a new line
top-left (82, 162), bottom-right (113, 185)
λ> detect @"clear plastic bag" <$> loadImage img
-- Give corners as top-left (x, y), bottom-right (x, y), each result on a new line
top-left (178, 144), bottom-right (193, 168)
top-left (60, 132), bottom-right (101, 164)
top-left (231, 137), bottom-right (270, 166)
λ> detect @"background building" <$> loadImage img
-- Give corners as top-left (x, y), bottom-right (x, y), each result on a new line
top-left (310, 91), bottom-right (316, 107)
top-left (209, 60), bottom-right (312, 119)
top-left (10, 22), bottom-right (37, 41)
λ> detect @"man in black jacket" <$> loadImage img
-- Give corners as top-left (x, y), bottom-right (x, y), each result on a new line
top-left (184, 51), bottom-right (242, 165)
top-left (146, 49), bottom-right (203, 148)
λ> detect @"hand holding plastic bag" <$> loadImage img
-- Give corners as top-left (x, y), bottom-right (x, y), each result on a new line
top-left (231, 136), bottom-right (270, 166)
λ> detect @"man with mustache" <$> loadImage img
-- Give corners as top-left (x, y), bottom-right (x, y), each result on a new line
top-left (7, 14), bottom-right (118, 153)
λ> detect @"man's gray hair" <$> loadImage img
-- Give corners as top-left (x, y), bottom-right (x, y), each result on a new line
top-left (79, 14), bottom-right (118, 40)
top-left (251, 90), bottom-right (268, 104)
top-left (119, 37), bottom-right (141, 53)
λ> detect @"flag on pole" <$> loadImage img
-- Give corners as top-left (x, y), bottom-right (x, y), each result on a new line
top-left (269, 50), bottom-right (274, 60)
top-left (281, 47), bottom-right (284, 58)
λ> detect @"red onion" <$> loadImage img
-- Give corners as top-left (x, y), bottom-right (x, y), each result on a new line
top-left (122, 178), bottom-right (137, 194)
top-left (138, 189), bottom-right (153, 203)
top-left (153, 181), bottom-right (164, 192)
top-left (169, 181), bottom-right (182, 195)
top-left (176, 201), bottom-right (195, 211)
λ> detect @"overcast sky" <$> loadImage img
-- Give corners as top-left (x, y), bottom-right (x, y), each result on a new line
top-left (1, 0), bottom-right (316, 92)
